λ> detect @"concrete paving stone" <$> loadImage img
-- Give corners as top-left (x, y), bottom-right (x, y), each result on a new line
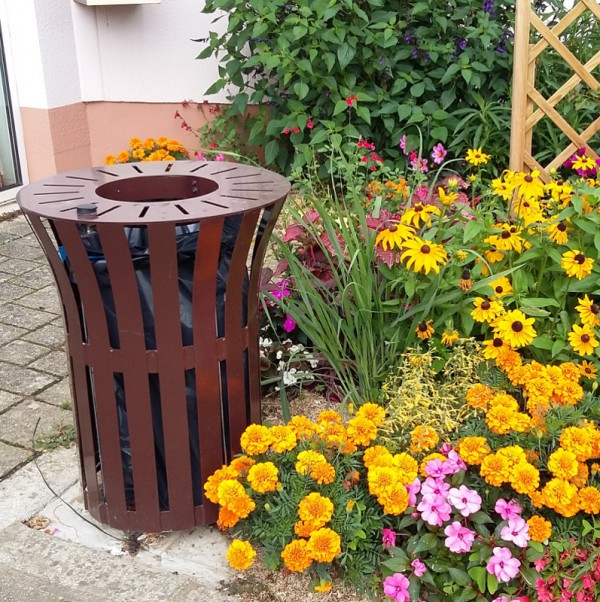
top-left (0, 441), bottom-right (32, 478)
top-left (14, 285), bottom-right (61, 314)
top-left (169, 582), bottom-right (240, 602)
top-left (0, 390), bottom-right (22, 413)
top-left (0, 398), bottom-right (71, 448)
top-left (0, 522), bottom-right (201, 602)
top-left (0, 362), bottom-right (57, 396)
top-left (0, 564), bottom-right (90, 602)
top-left (29, 350), bottom-right (69, 377)
top-left (0, 215), bottom-right (33, 238)
top-left (22, 322), bottom-right (66, 348)
top-left (0, 339), bottom-right (50, 364)
top-left (35, 378), bottom-right (73, 407)
top-left (0, 271), bottom-right (13, 284)
top-left (0, 257), bottom-right (38, 275)
top-left (10, 265), bottom-right (55, 289)
top-left (0, 303), bottom-right (56, 331)
top-left (0, 323), bottom-right (27, 346)
top-left (0, 240), bottom-right (45, 261)
top-left (0, 446), bottom-right (79, 529)
top-left (0, 281), bottom-right (30, 304)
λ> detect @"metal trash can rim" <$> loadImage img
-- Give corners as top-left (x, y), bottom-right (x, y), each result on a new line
top-left (17, 160), bottom-right (291, 224)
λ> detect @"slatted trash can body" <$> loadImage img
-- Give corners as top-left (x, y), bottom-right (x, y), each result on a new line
top-left (17, 160), bottom-right (290, 532)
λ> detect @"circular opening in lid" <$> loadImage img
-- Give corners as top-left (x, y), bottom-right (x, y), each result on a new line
top-left (95, 175), bottom-right (219, 203)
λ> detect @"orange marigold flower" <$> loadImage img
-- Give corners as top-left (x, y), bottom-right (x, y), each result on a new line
top-left (105, 155), bottom-right (117, 165)
top-left (368, 465), bottom-right (398, 496)
top-left (541, 478), bottom-right (579, 517)
top-left (560, 427), bottom-right (593, 462)
top-left (217, 507), bottom-right (240, 530)
top-left (496, 445), bottom-right (528, 469)
top-left (489, 393), bottom-right (520, 411)
top-left (247, 462), bottom-right (280, 493)
top-left (527, 515), bottom-right (552, 542)
top-left (229, 455), bottom-right (255, 477)
top-left (409, 425), bottom-right (440, 453)
top-left (298, 492), bottom-right (334, 526)
top-left (347, 416), bottom-right (378, 446)
top-left (510, 462), bottom-right (540, 495)
top-left (457, 437), bottom-right (491, 465)
top-left (269, 425), bottom-right (297, 453)
top-left (393, 452), bottom-right (419, 484)
top-left (306, 528), bottom-right (341, 563)
top-left (378, 483), bottom-right (410, 515)
top-left (311, 461), bottom-right (336, 485)
top-left (548, 448), bottom-right (579, 480)
top-left (480, 453), bottom-right (510, 486)
top-left (217, 480), bottom-right (256, 518)
top-left (281, 539), bottom-right (312, 573)
top-left (317, 410), bottom-right (343, 425)
top-left (363, 445), bottom-right (394, 469)
top-left (466, 383), bottom-right (495, 411)
top-left (571, 462), bottom-right (589, 488)
top-left (486, 405), bottom-right (518, 435)
top-left (495, 347), bottom-right (522, 375)
top-left (203, 466), bottom-right (239, 504)
top-left (240, 424), bottom-right (273, 455)
top-left (296, 450), bottom-right (327, 475)
top-left (117, 150), bottom-right (130, 163)
top-left (288, 415), bottom-right (318, 440)
top-left (355, 402), bottom-right (386, 427)
top-left (579, 486), bottom-right (600, 514)
top-left (227, 539), bottom-right (256, 570)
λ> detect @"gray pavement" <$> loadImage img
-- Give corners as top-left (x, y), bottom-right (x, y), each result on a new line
top-left (0, 212), bottom-right (239, 602)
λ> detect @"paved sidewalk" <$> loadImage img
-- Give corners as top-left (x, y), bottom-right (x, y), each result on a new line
top-left (0, 212), bottom-right (239, 601)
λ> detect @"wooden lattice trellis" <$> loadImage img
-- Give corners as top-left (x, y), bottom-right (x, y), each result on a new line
top-left (509, 0), bottom-right (600, 181)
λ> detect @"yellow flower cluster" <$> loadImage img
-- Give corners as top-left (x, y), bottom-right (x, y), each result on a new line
top-left (409, 425), bottom-right (439, 453)
top-left (105, 137), bottom-right (189, 164)
top-left (364, 446), bottom-right (417, 515)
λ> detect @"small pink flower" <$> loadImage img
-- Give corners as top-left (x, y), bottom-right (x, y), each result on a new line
top-left (215, 153), bottom-right (225, 161)
top-left (500, 516), bottom-right (530, 548)
top-left (421, 477), bottom-right (450, 499)
top-left (346, 95), bottom-right (358, 107)
top-left (534, 557), bottom-right (548, 572)
top-left (447, 485), bottom-right (481, 517)
top-left (444, 450), bottom-right (467, 474)
top-left (487, 547), bottom-right (521, 583)
top-left (411, 558), bottom-right (426, 577)
top-left (292, 127), bottom-right (300, 133)
top-left (424, 459), bottom-right (446, 479)
top-left (383, 573), bottom-right (410, 602)
top-left (282, 315), bottom-right (296, 332)
top-left (431, 143), bottom-right (447, 164)
top-left (444, 521), bottom-right (475, 553)
top-left (282, 128), bottom-right (291, 135)
top-left (495, 499), bottom-right (522, 520)
top-left (306, 119), bottom-right (314, 129)
top-left (417, 494), bottom-right (451, 526)
top-left (399, 135), bottom-right (408, 154)
top-left (439, 443), bottom-right (452, 456)
top-left (194, 151), bottom-right (207, 161)
top-left (382, 528), bottom-right (396, 548)
top-left (406, 477), bottom-right (421, 506)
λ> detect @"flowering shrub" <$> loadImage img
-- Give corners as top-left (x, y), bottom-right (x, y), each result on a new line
top-left (197, 0), bottom-right (515, 171)
top-left (104, 137), bottom-right (189, 164)
top-left (271, 133), bottom-right (600, 404)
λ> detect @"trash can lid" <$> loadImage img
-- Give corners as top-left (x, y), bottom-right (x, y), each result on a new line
top-left (17, 161), bottom-right (291, 224)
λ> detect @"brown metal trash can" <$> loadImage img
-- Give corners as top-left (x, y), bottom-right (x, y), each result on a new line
top-left (17, 160), bottom-right (290, 532)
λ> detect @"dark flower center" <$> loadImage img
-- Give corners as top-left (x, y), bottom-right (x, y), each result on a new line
top-left (421, 245), bottom-right (431, 254)
top-left (418, 322), bottom-right (429, 332)
top-left (591, 304), bottom-right (599, 314)
top-left (575, 253), bottom-right (586, 264)
top-left (493, 338), bottom-right (503, 348)
top-left (415, 205), bottom-right (423, 212)
top-left (512, 321), bottom-right (524, 332)
top-left (495, 286), bottom-right (503, 293)
top-left (523, 201), bottom-right (530, 208)
top-left (389, 225), bottom-right (398, 232)
top-left (501, 231), bottom-right (511, 239)
top-left (461, 269), bottom-right (471, 280)
top-left (582, 334), bottom-right (590, 343)
top-left (557, 222), bottom-right (567, 232)
top-left (524, 175), bottom-right (533, 183)
top-left (481, 301), bottom-right (491, 310)
top-left (557, 180), bottom-right (564, 185)
top-left (510, 226), bottom-right (517, 233)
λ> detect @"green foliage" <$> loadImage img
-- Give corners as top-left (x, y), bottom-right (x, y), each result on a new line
top-left (197, 0), bottom-right (515, 172)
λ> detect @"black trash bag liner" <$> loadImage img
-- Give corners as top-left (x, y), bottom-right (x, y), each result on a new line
top-left (67, 218), bottom-right (248, 510)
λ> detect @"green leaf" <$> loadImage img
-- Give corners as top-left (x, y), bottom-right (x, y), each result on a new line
top-left (264, 139), bottom-right (280, 165)
top-left (532, 335), bottom-right (554, 350)
top-left (397, 104), bottom-right (412, 121)
top-left (468, 567), bottom-right (486, 593)
top-left (355, 104), bottom-right (371, 125)
top-left (430, 126), bottom-right (448, 143)
top-left (230, 92), bottom-right (249, 116)
top-left (461, 69), bottom-right (472, 84)
top-left (448, 568), bottom-right (471, 586)
top-left (294, 81), bottom-right (309, 100)
top-left (487, 572), bottom-right (498, 595)
top-left (413, 532), bottom-right (438, 554)
top-left (463, 220), bottom-right (484, 243)
top-left (337, 44), bottom-right (356, 69)
top-left (309, 129), bottom-right (328, 145)
top-left (333, 99), bottom-right (349, 116)
top-left (411, 82), bottom-right (425, 98)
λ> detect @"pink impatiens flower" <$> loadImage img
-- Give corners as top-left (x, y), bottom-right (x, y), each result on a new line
top-left (282, 315), bottom-right (296, 332)
top-left (417, 494), bottom-right (452, 526)
top-left (383, 573), bottom-right (410, 602)
top-left (411, 558), bottom-right (426, 577)
top-left (431, 143), bottom-right (447, 164)
top-left (495, 499), bottom-right (522, 520)
top-left (487, 547), bottom-right (521, 583)
top-left (444, 450), bottom-right (467, 474)
top-left (406, 477), bottom-right (421, 506)
top-left (421, 477), bottom-right (450, 499)
top-left (500, 515), bottom-right (530, 548)
top-left (447, 485), bottom-right (482, 517)
top-left (382, 528), bottom-right (396, 549)
top-left (443, 521), bottom-right (476, 553)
